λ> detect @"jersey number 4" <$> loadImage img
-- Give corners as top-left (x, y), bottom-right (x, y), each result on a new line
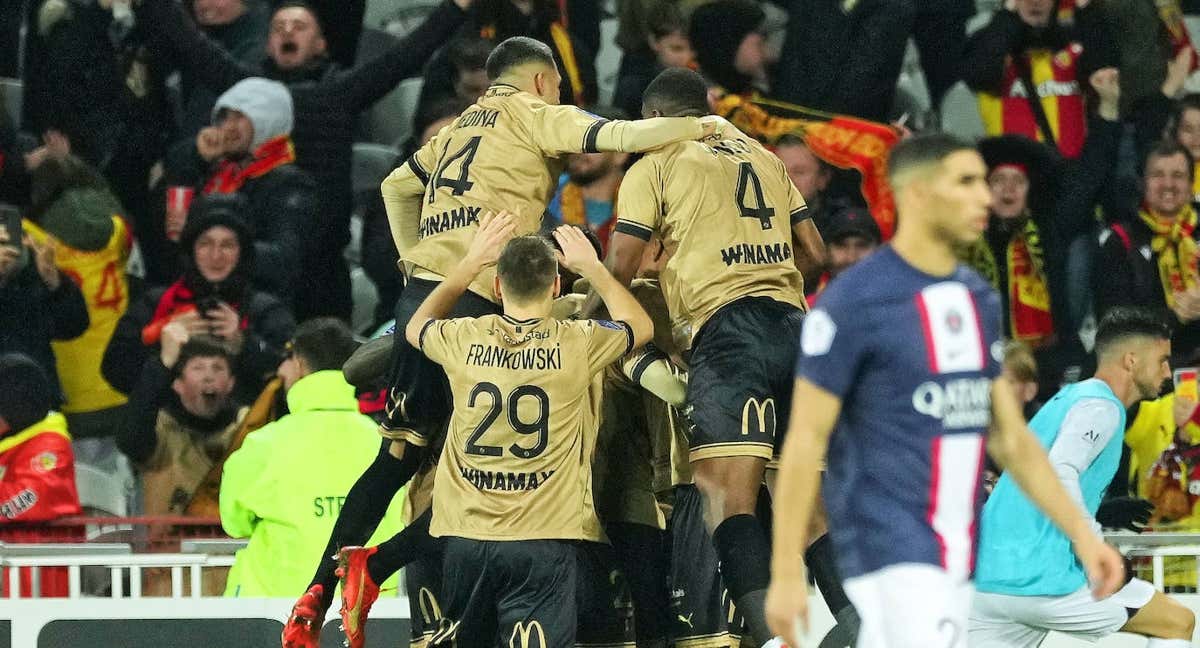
top-left (734, 162), bottom-right (774, 230)
top-left (465, 382), bottom-right (550, 459)
top-left (427, 136), bottom-right (482, 204)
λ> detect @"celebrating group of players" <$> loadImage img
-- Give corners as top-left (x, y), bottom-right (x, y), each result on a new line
top-left (275, 33), bottom-right (1198, 648)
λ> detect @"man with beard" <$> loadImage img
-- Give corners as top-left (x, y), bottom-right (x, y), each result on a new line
top-left (1096, 140), bottom-right (1200, 365)
top-left (547, 107), bottom-right (630, 253)
top-left (134, 0), bottom-right (474, 319)
top-left (117, 330), bottom-right (245, 518)
top-left (971, 307), bottom-right (1195, 648)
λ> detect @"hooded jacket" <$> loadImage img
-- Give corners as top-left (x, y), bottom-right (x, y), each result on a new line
top-left (161, 85), bottom-right (314, 300)
top-left (101, 207), bottom-right (295, 404)
top-left (136, 0), bottom-right (469, 318)
top-left (220, 370), bottom-right (405, 597)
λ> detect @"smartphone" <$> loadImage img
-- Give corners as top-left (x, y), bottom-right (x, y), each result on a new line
top-left (1175, 368), bottom-right (1198, 400)
top-left (0, 203), bottom-right (21, 250)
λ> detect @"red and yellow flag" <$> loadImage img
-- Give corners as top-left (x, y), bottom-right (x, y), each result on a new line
top-left (714, 94), bottom-right (901, 239)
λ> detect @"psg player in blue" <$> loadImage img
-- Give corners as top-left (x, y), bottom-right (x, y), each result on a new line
top-left (764, 134), bottom-right (1124, 648)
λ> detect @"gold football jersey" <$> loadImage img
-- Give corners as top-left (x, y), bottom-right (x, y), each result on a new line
top-left (422, 314), bottom-right (633, 541)
top-left (615, 123), bottom-right (808, 337)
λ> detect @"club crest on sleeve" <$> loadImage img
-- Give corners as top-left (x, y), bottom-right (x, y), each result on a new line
top-left (31, 452), bottom-right (58, 473)
top-left (801, 309), bottom-right (836, 356)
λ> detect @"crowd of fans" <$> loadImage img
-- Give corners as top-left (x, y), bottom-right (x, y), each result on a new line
top-left (5, 0), bottom-right (1200, 593)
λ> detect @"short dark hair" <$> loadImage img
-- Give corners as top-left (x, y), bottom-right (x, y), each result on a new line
top-left (292, 317), bottom-right (359, 372)
top-left (647, 1), bottom-right (686, 39)
top-left (1094, 307), bottom-right (1171, 359)
top-left (497, 235), bottom-right (558, 303)
top-left (1144, 139), bottom-right (1195, 182)
top-left (485, 37), bottom-right (556, 81)
top-left (172, 336), bottom-right (234, 378)
top-left (887, 132), bottom-right (976, 184)
top-left (642, 67), bottom-right (710, 117)
top-left (0, 353), bottom-right (52, 433)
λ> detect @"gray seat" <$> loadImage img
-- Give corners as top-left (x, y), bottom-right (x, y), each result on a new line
top-left (1, 77), bottom-right (22, 129)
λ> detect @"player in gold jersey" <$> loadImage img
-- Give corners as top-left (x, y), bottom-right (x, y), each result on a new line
top-left (284, 37), bottom-right (720, 648)
top-left (594, 68), bottom-right (838, 647)
top-left (405, 213), bottom-right (650, 646)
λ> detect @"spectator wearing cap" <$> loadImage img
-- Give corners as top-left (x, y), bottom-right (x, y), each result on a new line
top-left (689, 0), bottom-right (769, 98)
top-left (1096, 140), bottom-right (1200, 364)
top-left (0, 353), bottom-right (81, 528)
top-left (221, 318), bottom-right (405, 597)
top-left (547, 107), bottom-right (631, 254)
top-left (135, 0), bottom-right (473, 320)
top-left (807, 203), bottom-right (880, 306)
top-left (0, 210), bottom-right (89, 408)
top-left (962, 0), bottom-right (1118, 159)
top-left (117, 330), bottom-right (246, 517)
top-left (965, 70), bottom-right (1120, 372)
top-left (160, 77), bottom-right (314, 301)
top-left (22, 155), bottom-right (133, 437)
top-left (103, 198), bottom-right (295, 403)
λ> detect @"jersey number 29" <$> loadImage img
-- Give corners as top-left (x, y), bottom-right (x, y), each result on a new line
top-left (465, 382), bottom-right (550, 459)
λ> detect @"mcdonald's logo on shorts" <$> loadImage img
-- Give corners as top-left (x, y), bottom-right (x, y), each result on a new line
top-left (741, 397), bottom-right (776, 438)
top-left (509, 620), bottom-right (547, 648)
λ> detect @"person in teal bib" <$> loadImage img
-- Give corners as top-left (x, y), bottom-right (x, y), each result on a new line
top-left (220, 318), bottom-right (405, 598)
top-left (972, 307), bottom-right (1195, 647)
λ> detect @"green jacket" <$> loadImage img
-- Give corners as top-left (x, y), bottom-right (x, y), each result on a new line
top-left (220, 370), bottom-right (405, 597)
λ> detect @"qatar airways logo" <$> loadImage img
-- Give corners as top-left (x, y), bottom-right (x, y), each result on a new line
top-left (911, 378), bottom-right (992, 429)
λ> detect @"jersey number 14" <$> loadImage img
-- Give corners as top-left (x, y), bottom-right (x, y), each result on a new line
top-left (427, 136), bottom-right (482, 204)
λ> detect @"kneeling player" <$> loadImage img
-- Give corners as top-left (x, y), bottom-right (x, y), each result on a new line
top-left (410, 216), bottom-right (652, 646)
top-left (972, 307), bottom-right (1196, 647)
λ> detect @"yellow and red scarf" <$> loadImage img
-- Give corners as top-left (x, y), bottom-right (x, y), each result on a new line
top-left (558, 179), bottom-right (619, 252)
top-left (203, 135), bottom-right (296, 195)
top-left (966, 218), bottom-right (1054, 346)
top-left (1140, 205), bottom-right (1200, 308)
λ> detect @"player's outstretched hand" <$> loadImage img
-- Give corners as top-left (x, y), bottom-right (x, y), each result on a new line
top-left (1076, 537), bottom-right (1125, 599)
top-left (465, 210), bottom-right (516, 269)
top-left (553, 225), bottom-right (604, 278)
top-left (765, 574), bottom-right (808, 647)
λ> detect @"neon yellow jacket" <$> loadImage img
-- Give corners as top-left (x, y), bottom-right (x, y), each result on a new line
top-left (220, 370), bottom-right (405, 597)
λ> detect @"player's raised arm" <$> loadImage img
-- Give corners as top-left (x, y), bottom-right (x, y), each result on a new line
top-left (987, 377), bottom-right (1126, 598)
top-left (765, 377), bottom-right (842, 646)
top-left (533, 104), bottom-right (721, 157)
top-left (382, 125), bottom-right (448, 260)
top-left (403, 211), bottom-right (516, 348)
top-left (554, 225), bottom-right (652, 348)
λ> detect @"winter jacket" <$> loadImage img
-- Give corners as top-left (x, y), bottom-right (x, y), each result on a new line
top-left (136, 0), bottom-right (468, 316)
top-left (179, 2), bottom-right (269, 137)
top-left (220, 370), bottom-right (405, 597)
top-left (102, 284), bottom-right (294, 404)
top-left (0, 412), bottom-right (80, 525)
top-left (0, 257), bottom-right (89, 406)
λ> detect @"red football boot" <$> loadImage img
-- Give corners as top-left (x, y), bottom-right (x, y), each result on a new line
top-left (281, 584), bottom-right (325, 648)
top-left (336, 546), bottom-right (381, 648)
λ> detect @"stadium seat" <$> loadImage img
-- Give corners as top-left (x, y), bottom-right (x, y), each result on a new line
top-left (362, 76), bottom-right (425, 148)
top-left (1, 76), bottom-right (21, 128)
top-left (75, 463), bottom-right (130, 518)
top-left (351, 142), bottom-right (400, 208)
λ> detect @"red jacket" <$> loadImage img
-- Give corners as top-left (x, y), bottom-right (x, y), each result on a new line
top-left (0, 413), bottom-right (81, 527)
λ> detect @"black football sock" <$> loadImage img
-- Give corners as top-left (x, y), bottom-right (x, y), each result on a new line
top-left (608, 521), bottom-right (669, 642)
top-left (365, 507), bottom-right (441, 584)
top-left (309, 442), bottom-right (423, 608)
top-left (805, 534), bottom-right (851, 616)
top-left (712, 514), bottom-right (773, 645)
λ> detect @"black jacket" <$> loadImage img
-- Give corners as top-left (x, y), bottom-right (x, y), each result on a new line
top-left (101, 285), bottom-right (294, 403)
top-left (771, 0), bottom-right (916, 122)
top-left (1094, 217), bottom-right (1200, 363)
top-left (136, 0), bottom-right (468, 262)
top-left (157, 140), bottom-right (317, 301)
top-left (961, 5), bottom-right (1118, 95)
top-left (0, 259), bottom-right (89, 405)
top-left (177, 2), bottom-right (269, 137)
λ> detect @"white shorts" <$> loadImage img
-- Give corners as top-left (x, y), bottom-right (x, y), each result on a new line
top-left (843, 563), bottom-right (973, 648)
top-left (968, 578), bottom-right (1157, 647)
